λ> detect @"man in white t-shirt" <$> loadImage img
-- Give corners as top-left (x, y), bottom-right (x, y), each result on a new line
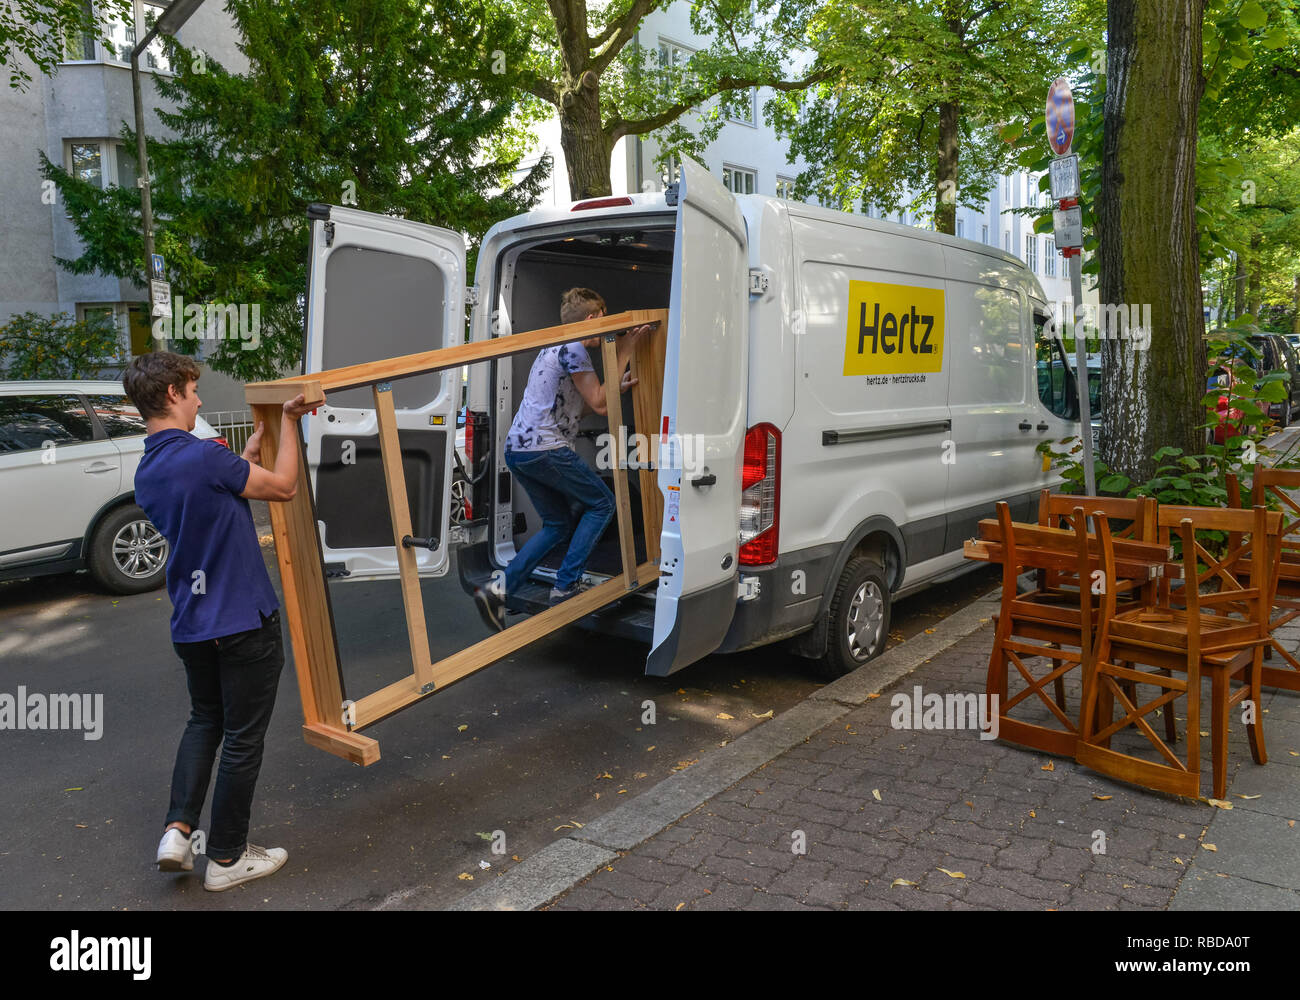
top-left (474, 288), bottom-right (650, 630)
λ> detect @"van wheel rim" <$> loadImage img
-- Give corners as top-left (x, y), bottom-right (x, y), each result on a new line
top-left (450, 478), bottom-right (468, 525)
top-left (112, 520), bottom-right (168, 578)
top-left (847, 581), bottom-right (885, 660)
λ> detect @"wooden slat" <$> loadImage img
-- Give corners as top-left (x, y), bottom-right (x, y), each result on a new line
top-left (350, 561), bottom-right (659, 728)
top-left (601, 336), bottom-right (638, 588)
top-left (969, 540), bottom-right (1160, 581)
top-left (1157, 504), bottom-right (1282, 535)
top-left (976, 519), bottom-right (1173, 561)
top-left (303, 722), bottom-right (379, 766)
top-left (244, 379), bottom-right (325, 407)
top-left (630, 320), bottom-right (668, 564)
top-left (252, 404), bottom-right (357, 759)
top-left (244, 310), bottom-right (667, 403)
top-left (373, 386), bottom-right (434, 689)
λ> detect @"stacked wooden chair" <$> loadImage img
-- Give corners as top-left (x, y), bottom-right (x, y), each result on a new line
top-left (1226, 465), bottom-right (1300, 693)
top-left (1074, 505), bottom-right (1281, 799)
top-left (975, 496), bottom-right (1164, 757)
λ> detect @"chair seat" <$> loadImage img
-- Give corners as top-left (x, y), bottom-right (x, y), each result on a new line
top-left (1109, 606), bottom-right (1258, 653)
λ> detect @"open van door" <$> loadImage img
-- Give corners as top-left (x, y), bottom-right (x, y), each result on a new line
top-left (647, 158), bottom-right (750, 676)
top-left (301, 204), bottom-right (463, 582)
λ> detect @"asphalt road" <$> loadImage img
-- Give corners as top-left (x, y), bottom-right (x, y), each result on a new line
top-left (0, 507), bottom-right (997, 910)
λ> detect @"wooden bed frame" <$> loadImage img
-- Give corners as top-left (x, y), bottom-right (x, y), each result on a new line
top-left (244, 309), bottom-right (669, 765)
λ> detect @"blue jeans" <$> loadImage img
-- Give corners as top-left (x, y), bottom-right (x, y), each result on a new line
top-left (505, 447), bottom-right (614, 593)
top-left (166, 610), bottom-right (285, 859)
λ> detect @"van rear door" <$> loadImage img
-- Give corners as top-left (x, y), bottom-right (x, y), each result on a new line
top-left (647, 157), bottom-right (750, 676)
top-left (301, 205), bottom-right (463, 582)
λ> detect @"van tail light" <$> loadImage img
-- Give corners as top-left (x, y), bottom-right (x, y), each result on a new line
top-left (738, 423), bottom-right (780, 565)
top-left (571, 197), bottom-right (633, 211)
top-left (465, 409), bottom-right (490, 522)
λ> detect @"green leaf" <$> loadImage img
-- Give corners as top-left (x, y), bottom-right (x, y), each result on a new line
top-left (999, 122), bottom-right (1025, 143)
top-left (1099, 474), bottom-right (1131, 493)
top-left (1237, 1), bottom-right (1268, 30)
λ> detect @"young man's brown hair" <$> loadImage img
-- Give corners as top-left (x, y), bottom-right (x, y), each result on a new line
top-left (559, 287), bottom-right (607, 325)
top-left (123, 351), bottom-right (202, 418)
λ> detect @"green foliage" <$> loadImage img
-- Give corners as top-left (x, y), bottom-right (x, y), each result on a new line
top-left (1, 0), bottom-right (131, 90)
top-left (0, 311), bottom-right (123, 380)
top-left (768, 1), bottom-right (1102, 223)
top-left (42, 0), bottom-right (550, 383)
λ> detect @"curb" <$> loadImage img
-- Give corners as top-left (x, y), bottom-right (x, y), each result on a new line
top-left (448, 588), bottom-right (1002, 911)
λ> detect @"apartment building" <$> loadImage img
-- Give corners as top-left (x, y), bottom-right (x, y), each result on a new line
top-left (0, 0), bottom-right (248, 409)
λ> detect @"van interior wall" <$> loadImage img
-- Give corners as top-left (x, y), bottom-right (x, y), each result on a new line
top-left (504, 244), bottom-right (673, 578)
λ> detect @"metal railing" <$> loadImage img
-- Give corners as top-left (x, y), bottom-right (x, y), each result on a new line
top-left (203, 409), bottom-right (254, 453)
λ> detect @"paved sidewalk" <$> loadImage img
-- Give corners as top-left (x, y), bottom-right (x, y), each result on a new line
top-left (452, 593), bottom-right (1300, 911)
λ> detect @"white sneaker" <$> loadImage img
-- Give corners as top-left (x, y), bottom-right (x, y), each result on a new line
top-left (203, 843), bottom-right (287, 892)
top-left (156, 828), bottom-right (195, 872)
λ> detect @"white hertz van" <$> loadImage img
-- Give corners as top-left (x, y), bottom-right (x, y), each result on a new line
top-left (299, 157), bottom-right (1078, 680)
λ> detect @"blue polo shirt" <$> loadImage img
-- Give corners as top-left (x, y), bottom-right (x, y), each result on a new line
top-left (135, 428), bottom-right (279, 643)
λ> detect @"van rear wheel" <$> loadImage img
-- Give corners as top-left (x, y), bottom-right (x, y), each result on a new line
top-left (818, 555), bottom-right (891, 678)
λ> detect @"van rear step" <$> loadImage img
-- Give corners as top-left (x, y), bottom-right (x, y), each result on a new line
top-left (506, 578), bottom-right (655, 643)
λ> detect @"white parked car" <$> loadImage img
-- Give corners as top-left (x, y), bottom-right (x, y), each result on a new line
top-left (0, 380), bottom-right (222, 593)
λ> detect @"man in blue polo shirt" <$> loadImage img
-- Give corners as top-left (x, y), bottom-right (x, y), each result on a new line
top-left (125, 351), bottom-right (318, 891)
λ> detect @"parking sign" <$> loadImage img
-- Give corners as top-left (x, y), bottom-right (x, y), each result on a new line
top-left (1045, 78), bottom-right (1075, 156)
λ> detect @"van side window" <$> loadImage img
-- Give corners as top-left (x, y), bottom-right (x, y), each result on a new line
top-left (1034, 310), bottom-right (1076, 419)
top-left (949, 285), bottom-right (1023, 405)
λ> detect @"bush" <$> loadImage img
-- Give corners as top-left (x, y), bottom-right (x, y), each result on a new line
top-left (0, 311), bottom-right (124, 380)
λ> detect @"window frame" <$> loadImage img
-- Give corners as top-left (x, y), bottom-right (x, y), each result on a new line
top-left (721, 164), bottom-right (757, 196)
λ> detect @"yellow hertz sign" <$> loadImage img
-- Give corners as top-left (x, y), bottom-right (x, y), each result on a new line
top-left (843, 280), bottom-right (945, 376)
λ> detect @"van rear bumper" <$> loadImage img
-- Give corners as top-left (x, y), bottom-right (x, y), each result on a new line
top-left (715, 545), bottom-right (840, 655)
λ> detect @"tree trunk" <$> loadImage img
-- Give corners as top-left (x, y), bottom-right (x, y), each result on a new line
top-left (935, 99), bottom-right (959, 235)
top-left (1234, 251), bottom-right (1246, 319)
top-left (1293, 273), bottom-right (1299, 336)
top-left (1247, 231), bottom-right (1262, 319)
top-left (559, 72), bottom-right (615, 200)
top-left (1098, 0), bottom-right (1205, 485)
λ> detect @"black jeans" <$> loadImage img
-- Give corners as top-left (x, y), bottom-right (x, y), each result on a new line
top-left (166, 610), bottom-right (285, 859)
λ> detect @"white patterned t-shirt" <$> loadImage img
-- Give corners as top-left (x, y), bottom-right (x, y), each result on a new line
top-left (505, 342), bottom-right (596, 452)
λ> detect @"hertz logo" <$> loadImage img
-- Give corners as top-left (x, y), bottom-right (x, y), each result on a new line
top-left (843, 280), bottom-right (945, 376)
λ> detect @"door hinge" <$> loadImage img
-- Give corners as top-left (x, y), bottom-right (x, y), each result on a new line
top-left (748, 269), bottom-right (768, 296)
top-left (738, 575), bottom-right (761, 602)
top-left (323, 221), bottom-right (335, 248)
top-left (466, 286), bottom-right (480, 307)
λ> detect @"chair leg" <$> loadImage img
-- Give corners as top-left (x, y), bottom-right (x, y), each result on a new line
top-left (1211, 670), bottom-right (1229, 801)
top-left (1247, 651), bottom-right (1268, 766)
top-left (1096, 682), bottom-right (1115, 750)
top-left (1160, 668), bottom-right (1177, 743)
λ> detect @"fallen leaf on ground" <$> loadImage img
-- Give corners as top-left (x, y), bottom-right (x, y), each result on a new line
top-left (618, 789), bottom-right (627, 794)
top-left (475, 832), bottom-right (493, 841)
top-left (924, 628), bottom-right (936, 634)
top-left (1178, 833), bottom-right (1187, 839)
top-left (751, 709), bottom-right (774, 719)
top-left (1092, 794), bottom-right (1112, 801)
top-left (646, 746), bottom-right (656, 752)
top-left (716, 712), bottom-right (734, 720)
top-left (457, 873), bottom-right (474, 881)
top-left (675, 902), bottom-right (686, 911)
top-left (1289, 751), bottom-right (1299, 757)
top-left (1289, 820), bottom-right (1295, 828)
top-left (512, 855), bottom-right (520, 862)
top-left (1041, 761), bottom-right (1055, 772)
top-left (634, 772), bottom-right (648, 780)
top-left (570, 820), bottom-right (583, 828)
top-left (1207, 799), bottom-right (1233, 810)
top-left (457, 725), bottom-right (468, 732)
top-left (872, 789), bottom-right (882, 801)
top-left (554, 824), bottom-right (574, 831)
top-left (1235, 794), bottom-right (1261, 800)
top-left (598, 772), bottom-right (614, 779)
top-left (1203, 844), bottom-right (1218, 852)
top-left (671, 759), bottom-right (699, 772)
top-left (74, 824), bottom-right (86, 829)
top-left (867, 693), bottom-right (881, 700)
top-left (677, 688), bottom-right (686, 695)
top-left (64, 788), bottom-right (82, 792)
top-left (965, 801), bottom-right (974, 808)
top-left (1199, 731), bottom-right (1210, 737)
top-left (1174, 857), bottom-right (1185, 865)
top-left (890, 878), bottom-right (919, 889)
top-left (937, 868), bottom-right (966, 878)
top-left (1029, 810), bottom-right (1036, 818)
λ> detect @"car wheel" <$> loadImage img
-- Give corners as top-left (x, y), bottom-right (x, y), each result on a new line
top-left (816, 555), bottom-right (892, 679)
top-left (88, 504), bottom-right (169, 594)
top-left (449, 474), bottom-right (469, 525)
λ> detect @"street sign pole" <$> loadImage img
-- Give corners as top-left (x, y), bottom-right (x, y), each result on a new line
top-left (1045, 76), bottom-right (1095, 497)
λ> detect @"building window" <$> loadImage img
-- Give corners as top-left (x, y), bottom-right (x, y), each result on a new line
top-left (982, 224), bottom-right (989, 245)
top-left (141, 3), bottom-right (171, 72)
top-left (63, 1), bottom-right (172, 71)
top-left (722, 165), bottom-right (756, 195)
top-left (775, 176), bottom-right (795, 199)
top-left (728, 88), bottom-right (757, 126)
top-left (1025, 234), bottom-right (1038, 272)
top-left (955, 218), bottom-right (964, 238)
top-left (1004, 230), bottom-right (1011, 253)
top-left (658, 38), bottom-right (694, 95)
top-left (103, 4), bottom-right (136, 62)
top-left (63, 0), bottom-right (96, 60)
top-left (66, 140), bottom-right (136, 189)
top-left (70, 142), bottom-right (104, 186)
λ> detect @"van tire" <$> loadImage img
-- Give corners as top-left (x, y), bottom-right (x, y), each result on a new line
top-left (88, 504), bottom-right (169, 595)
top-left (817, 555), bottom-right (891, 678)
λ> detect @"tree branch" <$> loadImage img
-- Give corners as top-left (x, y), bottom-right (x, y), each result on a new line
top-left (591, 0), bottom-right (663, 74)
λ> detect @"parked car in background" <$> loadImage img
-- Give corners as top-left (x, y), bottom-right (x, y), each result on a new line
top-left (0, 380), bottom-right (221, 593)
top-left (1207, 330), bottom-right (1300, 442)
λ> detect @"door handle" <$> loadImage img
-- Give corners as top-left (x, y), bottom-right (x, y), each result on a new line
top-left (1036, 423), bottom-right (1049, 432)
top-left (1018, 422), bottom-right (1032, 431)
top-left (691, 473), bottom-right (717, 488)
top-left (83, 463), bottom-right (118, 473)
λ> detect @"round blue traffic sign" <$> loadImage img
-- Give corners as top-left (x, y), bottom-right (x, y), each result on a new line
top-left (1046, 77), bottom-right (1075, 156)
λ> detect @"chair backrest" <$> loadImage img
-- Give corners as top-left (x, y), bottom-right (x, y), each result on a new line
top-left (1156, 504), bottom-right (1281, 634)
top-left (1250, 464), bottom-right (1300, 555)
top-left (1038, 490), bottom-right (1157, 540)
